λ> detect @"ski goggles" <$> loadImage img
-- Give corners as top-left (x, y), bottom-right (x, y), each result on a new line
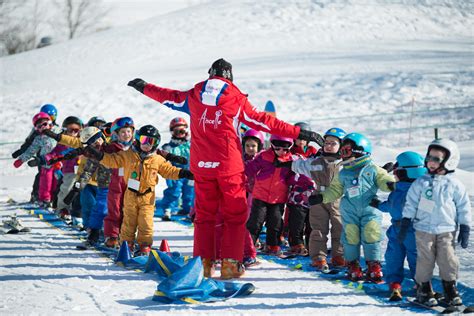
top-left (271, 144), bottom-right (292, 152)
top-left (138, 135), bottom-right (159, 146)
top-left (66, 127), bottom-right (81, 134)
top-left (425, 155), bottom-right (443, 163)
top-left (172, 128), bottom-right (187, 135)
top-left (111, 117), bottom-right (134, 133)
top-left (35, 120), bottom-right (52, 130)
top-left (340, 145), bottom-right (368, 158)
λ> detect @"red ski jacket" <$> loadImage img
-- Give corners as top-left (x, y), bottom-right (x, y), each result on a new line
top-left (143, 77), bottom-right (300, 177)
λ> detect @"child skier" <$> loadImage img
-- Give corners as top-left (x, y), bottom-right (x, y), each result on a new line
top-left (161, 117), bottom-right (194, 221)
top-left (85, 125), bottom-right (194, 255)
top-left (103, 117), bottom-right (135, 248)
top-left (241, 129), bottom-right (264, 266)
top-left (12, 104), bottom-right (58, 203)
top-left (401, 139), bottom-right (471, 306)
top-left (280, 128), bottom-right (346, 270)
top-left (246, 134), bottom-right (294, 256)
top-left (308, 132), bottom-right (395, 282)
top-left (13, 112), bottom-right (63, 209)
top-left (54, 116), bottom-right (83, 220)
top-left (291, 122), bottom-right (319, 158)
top-left (371, 151), bottom-right (427, 301)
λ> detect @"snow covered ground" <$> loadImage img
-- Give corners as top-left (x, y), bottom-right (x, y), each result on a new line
top-left (0, 0), bottom-right (473, 314)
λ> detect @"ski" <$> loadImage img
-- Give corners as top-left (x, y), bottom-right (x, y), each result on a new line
top-left (407, 297), bottom-right (473, 314)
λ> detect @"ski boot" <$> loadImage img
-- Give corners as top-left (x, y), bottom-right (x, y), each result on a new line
top-left (176, 209), bottom-right (189, 216)
top-left (346, 260), bottom-right (364, 281)
top-left (416, 281), bottom-right (438, 307)
top-left (279, 235), bottom-right (289, 247)
top-left (311, 257), bottom-right (330, 273)
top-left (263, 245), bottom-right (282, 256)
top-left (138, 244), bottom-right (151, 256)
top-left (78, 229), bottom-right (100, 249)
top-left (72, 217), bottom-right (84, 230)
top-left (243, 256), bottom-right (258, 268)
top-left (41, 201), bottom-right (54, 212)
top-left (202, 258), bottom-right (216, 278)
top-left (221, 258), bottom-right (245, 280)
top-left (330, 256), bottom-right (346, 268)
top-left (389, 282), bottom-right (403, 301)
top-left (442, 280), bottom-right (462, 306)
top-left (366, 260), bottom-right (383, 283)
top-left (162, 209), bottom-right (172, 221)
top-left (290, 244), bottom-right (309, 256)
top-left (58, 209), bottom-right (72, 221)
top-left (104, 237), bottom-right (119, 249)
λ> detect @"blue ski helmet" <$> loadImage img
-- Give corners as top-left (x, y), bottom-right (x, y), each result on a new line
top-left (111, 117), bottom-right (135, 133)
top-left (395, 151), bottom-right (427, 180)
top-left (40, 104), bottom-right (58, 122)
top-left (324, 127), bottom-right (346, 141)
top-left (342, 133), bottom-right (372, 156)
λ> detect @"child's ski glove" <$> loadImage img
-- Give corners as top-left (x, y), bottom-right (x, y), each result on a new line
top-left (179, 169), bottom-right (194, 180)
top-left (298, 129), bottom-right (325, 147)
top-left (127, 78), bottom-right (147, 93)
top-left (273, 157), bottom-right (292, 168)
top-left (387, 181), bottom-right (395, 192)
top-left (83, 146), bottom-right (104, 161)
top-left (13, 159), bottom-right (23, 168)
top-left (42, 129), bottom-right (61, 141)
top-left (27, 156), bottom-right (46, 167)
top-left (457, 224), bottom-right (470, 249)
top-left (397, 218), bottom-right (411, 243)
top-left (369, 197), bottom-right (381, 208)
top-left (382, 162), bottom-right (395, 173)
top-left (308, 193), bottom-right (323, 205)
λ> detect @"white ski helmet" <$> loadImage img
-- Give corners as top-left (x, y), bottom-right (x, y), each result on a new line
top-left (427, 138), bottom-right (460, 172)
top-left (80, 126), bottom-right (103, 145)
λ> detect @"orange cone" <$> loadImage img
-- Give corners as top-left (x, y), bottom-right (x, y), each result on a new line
top-left (159, 239), bottom-right (170, 252)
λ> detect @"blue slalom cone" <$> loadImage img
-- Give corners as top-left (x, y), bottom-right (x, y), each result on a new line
top-left (115, 241), bottom-right (132, 264)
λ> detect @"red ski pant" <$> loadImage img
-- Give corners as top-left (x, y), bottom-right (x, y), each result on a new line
top-left (104, 176), bottom-right (125, 238)
top-left (193, 172), bottom-right (247, 262)
top-left (38, 167), bottom-right (57, 203)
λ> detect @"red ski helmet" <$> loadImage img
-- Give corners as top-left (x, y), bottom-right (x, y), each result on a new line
top-left (169, 117), bottom-right (188, 131)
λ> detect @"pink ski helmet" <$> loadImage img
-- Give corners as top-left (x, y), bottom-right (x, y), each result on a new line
top-left (32, 112), bottom-right (51, 126)
top-left (243, 129), bottom-right (265, 145)
top-left (270, 134), bottom-right (294, 148)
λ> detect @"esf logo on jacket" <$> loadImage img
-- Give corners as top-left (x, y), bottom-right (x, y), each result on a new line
top-left (199, 109), bottom-right (222, 131)
top-left (198, 161), bottom-right (220, 168)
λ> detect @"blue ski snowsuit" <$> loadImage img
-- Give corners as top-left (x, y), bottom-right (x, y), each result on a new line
top-left (322, 156), bottom-right (395, 262)
top-left (161, 138), bottom-right (194, 213)
top-left (378, 181), bottom-right (416, 284)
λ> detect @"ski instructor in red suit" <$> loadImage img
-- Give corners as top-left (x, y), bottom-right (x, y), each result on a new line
top-left (128, 58), bottom-right (324, 279)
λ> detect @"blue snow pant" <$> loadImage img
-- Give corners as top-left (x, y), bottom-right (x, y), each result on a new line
top-left (89, 187), bottom-right (109, 230)
top-left (161, 178), bottom-right (194, 214)
top-left (80, 184), bottom-right (97, 229)
top-left (384, 223), bottom-right (417, 284)
top-left (341, 207), bottom-right (383, 262)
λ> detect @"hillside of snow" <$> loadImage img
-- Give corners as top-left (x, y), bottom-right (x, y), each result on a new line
top-left (0, 1), bottom-right (473, 314)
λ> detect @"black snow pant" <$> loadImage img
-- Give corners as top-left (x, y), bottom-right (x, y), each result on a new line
top-left (247, 198), bottom-right (285, 247)
top-left (288, 204), bottom-right (311, 247)
top-left (70, 194), bottom-right (82, 218)
top-left (30, 167), bottom-right (41, 202)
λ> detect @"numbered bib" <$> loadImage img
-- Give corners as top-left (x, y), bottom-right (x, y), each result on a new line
top-left (418, 196), bottom-right (435, 213)
top-left (347, 186), bottom-right (360, 198)
top-left (118, 167), bottom-right (124, 177)
top-left (127, 178), bottom-right (140, 191)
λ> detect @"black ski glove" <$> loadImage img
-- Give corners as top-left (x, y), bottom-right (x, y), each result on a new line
top-left (166, 153), bottom-right (188, 165)
top-left (382, 162), bottom-right (395, 173)
top-left (458, 224), bottom-right (470, 249)
top-left (27, 156), bottom-right (46, 167)
top-left (308, 193), bottom-right (324, 206)
top-left (273, 158), bottom-right (292, 168)
top-left (298, 129), bottom-right (325, 147)
top-left (42, 129), bottom-right (61, 141)
top-left (387, 181), bottom-right (396, 192)
top-left (397, 218), bottom-right (411, 244)
top-left (12, 149), bottom-right (22, 159)
top-left (179, 169), bottom-right (194, 180)
top-left (64, 182), bottom-right (81, 205)
top-left (127, 78), bottom-right (147, 93)
top-left (369, 197), bottom-right (381, 208)
top-left (83, 146), bottom-right (104, 161)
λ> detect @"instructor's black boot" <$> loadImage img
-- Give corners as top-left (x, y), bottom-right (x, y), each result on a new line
top-left (416, 282), bottom-right (438, 306)
top-left (442, 280), bottom-right (462, 306)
